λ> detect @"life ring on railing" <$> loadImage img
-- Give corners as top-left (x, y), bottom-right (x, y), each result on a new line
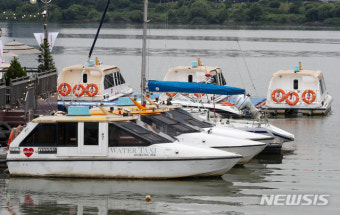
top-left (58, 83), bottom-right (71, 96)
top-left (194, 93), bottom-right (204, 98)
top-left (285, 91), bottom-right (299, 106)
top-left (72, 84), bottom-right (85, 97)
top-left (271, 89), bottom-right (285, 103)
top-left (302, 89), bottom-right (316, 104)
top-left (85, 83), bottom-right (99, 97)
top-left (7, 125), bottom-right (23, 149)
top-left (166, 92), bottom-right (177, 97)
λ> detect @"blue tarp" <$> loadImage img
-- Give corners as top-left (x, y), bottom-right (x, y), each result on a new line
top-left (148, 80), bottom-right (245, 95)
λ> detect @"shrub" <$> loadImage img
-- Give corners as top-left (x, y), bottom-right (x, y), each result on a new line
top-left (4, 57), bottom-right (27, 86)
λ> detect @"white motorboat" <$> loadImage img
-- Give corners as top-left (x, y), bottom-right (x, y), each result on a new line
top-left (57, 61), bottom-right (133, 111)
top-left (192, 108), bottom-right (295, 151)
top-left (6, 106), bottom-right (241, 179)
top-left (165, 108), bottom-right (275, 144)
top-left (139, 113), bottom-right (267, 164)
top-left (261, 63), bottom-right (332, 115)
top-left (156, 59), bottom-right (245, 117)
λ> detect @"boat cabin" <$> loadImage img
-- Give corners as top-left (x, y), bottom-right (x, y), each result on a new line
top-left (57, 62), bottom-right (133, 102)
top-left (264, 68), bottom-right (332, 115)
top-left (164, 64), bottom-right (227, 86)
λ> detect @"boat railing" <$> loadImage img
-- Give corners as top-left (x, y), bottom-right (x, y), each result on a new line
top-left (0, 70), bottom-right (57, 110)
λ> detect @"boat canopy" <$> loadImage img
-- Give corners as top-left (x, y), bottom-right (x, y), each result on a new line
top-left (148, 80), bottom-right (245, 95)
top-left (272, 70), bottom-right (323, 80)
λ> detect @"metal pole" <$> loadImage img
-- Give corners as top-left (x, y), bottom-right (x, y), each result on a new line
top-left (141, 0), bottom-right (148, 104)
top-left (44, 1), bottom-right (48, 42)
top-left (41, 0), bottom-right (51, 42)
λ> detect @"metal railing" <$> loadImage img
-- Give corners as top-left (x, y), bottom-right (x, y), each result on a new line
top-left (0, 69), bottom-right (57, 110)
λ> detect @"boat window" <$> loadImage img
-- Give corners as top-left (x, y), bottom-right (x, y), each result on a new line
top-left (220, 73), bottom-right (227, 85)
top-left (109, 122), bottom-right (165, 147)
top-left (166, 109), bottom-right (213, 128)
top-left (84, 122), bottom-right (98, 145)
top-left (117, 72), bottom-right (126, 84)
top-left (293, 79), bottom-right (299, 89)
top-left (141, 115), bottom-right (199, 137)
top-left (57, 122), bottom-right (77, 147)
top-left (104, 74), bottom-right (114, 89)
top-left (188, 75), bottom-right (193, 82)
top-left (320, 79), bottom-right (325, 94)
top-left (83, 73), bottom-right (88, 83)
top-left (20, 123), bottom-right (56, 147)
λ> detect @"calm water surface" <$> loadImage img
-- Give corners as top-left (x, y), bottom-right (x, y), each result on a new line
top-left (0, 23), bottom-right (339, 215)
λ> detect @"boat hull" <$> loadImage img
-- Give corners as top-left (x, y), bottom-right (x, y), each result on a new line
top-left (213, 144), bottom-right (267, 164)
top-left (7, 157), bottom-right (239, 179)
top-left (178, 133), bottom-right (266, 164)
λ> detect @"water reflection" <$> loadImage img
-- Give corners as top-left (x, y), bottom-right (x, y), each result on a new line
top-left (0, 155), bottom-right (287, 215)
top-left (2, 177), bottom-right (240, 215)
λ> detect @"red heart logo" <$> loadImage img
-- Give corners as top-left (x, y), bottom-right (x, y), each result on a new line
top-left (23, 148), bottom-right (34, 157)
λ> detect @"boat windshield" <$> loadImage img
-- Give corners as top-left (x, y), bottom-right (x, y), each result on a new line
top-left (109, 121), bottom-right (171, 146)
top-left (140, 114), bottom-right (199, 137)
top-left (165, 109), bottom-right (213, 129)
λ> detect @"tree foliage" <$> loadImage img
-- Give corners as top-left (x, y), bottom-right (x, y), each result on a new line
top-left (4, 57), bottom-right (27, 86)
top-left (37, 40), bottom-right (56, 73)
top-left (0, 0), bottom-right (339, 25)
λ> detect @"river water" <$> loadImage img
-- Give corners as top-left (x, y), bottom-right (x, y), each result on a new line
top-left (0, 22), bottom-right (339, 215)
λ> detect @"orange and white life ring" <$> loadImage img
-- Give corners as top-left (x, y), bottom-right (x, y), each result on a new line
top-left (72, 84), bottom-right (85, 97)
top-left (58, 83), bottom-right (71, 96)
top-left (7, 125), bottom-right (23, 149)
top-left (271, 89), bottom-right (285, 103)
top-left (86, 83), bottom-right (99, 97)
top-left (302, 89), bottom-right (316, 104)
top-left (194, 93), bottom-right (204, 98)
top-left (166, 92), bottom-right (177, 97)
top-left (285, 91), bottom-right (299, 106)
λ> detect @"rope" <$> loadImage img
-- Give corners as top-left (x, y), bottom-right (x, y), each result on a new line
top-left (237, 40), bottom-right (257, 96)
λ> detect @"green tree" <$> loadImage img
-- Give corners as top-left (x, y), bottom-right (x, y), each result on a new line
top-left (305, 8), bottom-right (319, 22)
top-left (62, 4), bottom-right (88, 21)
top-left (37, 40), bottom-right (56, 73)
top-left (189, 0), bottom-right (212, 23)
top-left (49, 5), bottom-right (63, 22)
top-left (317, 4), bottom-right (333, 21)
top-left (247, 3), bottom-right (264, 22)
top-left (289, 2), bottom-right (301, 14)
top-left (129, 10), bottom-right (143, 23)
top-left (333, 4), bottom-right (340, 18)
top-left (4, 57), bottom-right (27, 86)
top-left (269, 1), bottom-right (280, 9)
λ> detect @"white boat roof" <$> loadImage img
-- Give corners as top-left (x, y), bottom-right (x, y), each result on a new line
top-left (61, 64), bottom-right (119, 75)
top-left (272, 70), bottom-right (323, 80)
top-left (32, 114), bottom-right (138, 123)
top-left (168, 66), bottom-right (222, 74)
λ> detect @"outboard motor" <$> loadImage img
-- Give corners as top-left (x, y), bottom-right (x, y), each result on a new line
top-left (234, 95), bottom-right (261, 120)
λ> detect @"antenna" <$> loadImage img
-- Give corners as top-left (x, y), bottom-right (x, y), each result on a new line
top-left (74, 0), bottom-right (110, 100)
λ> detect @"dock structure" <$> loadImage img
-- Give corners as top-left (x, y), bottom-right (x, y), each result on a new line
top-left (0, 69), bottom-right (57, 127)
